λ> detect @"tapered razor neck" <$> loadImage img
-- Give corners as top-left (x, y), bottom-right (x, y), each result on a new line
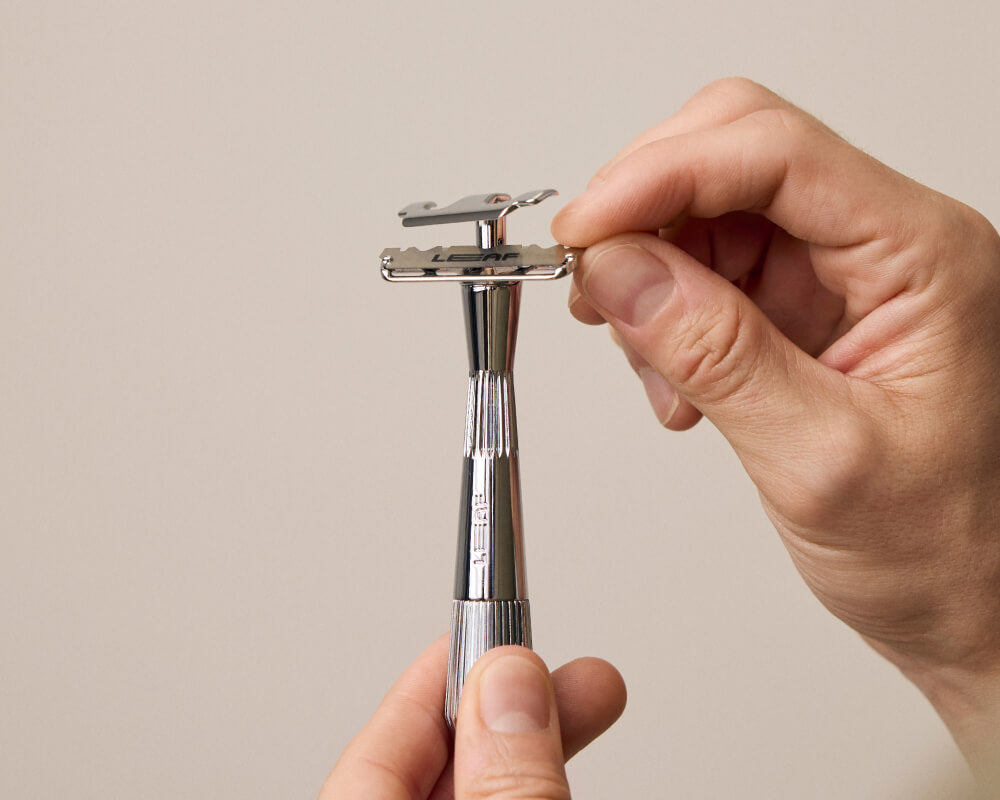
top-left (463, 283), bottom-right (520, 374)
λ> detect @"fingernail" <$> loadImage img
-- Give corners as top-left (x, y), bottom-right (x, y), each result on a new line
top-left (479, 655), bottom-right (552, 734)
top-left (586, 173), bottom-right (608, 190)
top-left (583, 244), bottom-right (674, 327)
top-left (639, 368), bottom-right (680, 426)
top-left (567, 280), bottom-right (581, 310)
top-left (609, 325), bottom-right (625, 350)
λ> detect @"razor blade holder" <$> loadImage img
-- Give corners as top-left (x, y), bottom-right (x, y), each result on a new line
top-left (381, 191), bottom-right (575, 728)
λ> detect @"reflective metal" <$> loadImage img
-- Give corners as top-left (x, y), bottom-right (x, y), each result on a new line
top-left (398, 189), bottom-right (558, 227)
top-left (477, 217), bottom-right (505, 250)
top-left (380, 244), bottom-right (579, 283)
top-left (446, 598), bottom-right (531, 725)
top-left (454, 284), bottom-right (524, 599)
top-left (379, 189), bottom-right (572, 728)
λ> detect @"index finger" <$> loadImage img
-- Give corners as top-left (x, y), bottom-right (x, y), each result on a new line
top-left (552, 108), bottom-right (935, 314)
top-left (590, 77), bottom-right (791, 185)
top-left (557, 108), bottom-right (921, 248)
top-left (319, 635), bottom-right (451, 800)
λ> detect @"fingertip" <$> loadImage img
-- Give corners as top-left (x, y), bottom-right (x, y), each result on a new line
top-left (612, 326), bottom-right (704, 431)
top-left (453, 647), bottom-right (569, 798)
top-left (456, 645), bottom-right (559, 740)
top-left (551, 210), bottom-right (581, 247)
top-left (550, 657), bottom-right (627, 762)
top-left (478, 654), bottom-right (554, 734)
top-left (578, 235), bottom-right (677, 331)
top-left (637, 369), bottom-right (704, 430)
top-left (639, 367), bottom-right (680, 425)
top-left (661, 399), bottom-right (704, 431)
top-left (595, 659), bottom-right (627, 722)
top-left (613, 329), bottom-right (648, 373)
top-left (567, 278), bottom-right (581, 309)
top-left (569, 278), bottom-right (608, 325)
top-left (556, 656), bottom-right (627, 718)
top-left (552, 192), bottom-right (602, 247)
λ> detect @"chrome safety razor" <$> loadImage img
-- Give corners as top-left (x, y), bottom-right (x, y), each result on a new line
top-left (380, 190), bottom-right (578, 727)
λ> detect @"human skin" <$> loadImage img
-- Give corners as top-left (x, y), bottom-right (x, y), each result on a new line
top-left (324, 79), bottom-right (1000, 795)
top-left (553, 78), bottom-right (1000, 786)
top-left (318, 636), bottom-right (626, 799)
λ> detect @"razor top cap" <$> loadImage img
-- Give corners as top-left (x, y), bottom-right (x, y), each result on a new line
top-left (398, 190), bottom-right (558, 227)
top-left (382, 189), bottom-right (578, 283)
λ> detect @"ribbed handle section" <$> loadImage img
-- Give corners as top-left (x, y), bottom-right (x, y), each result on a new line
top-left (445, 599), bottom-right (532, 728)
top-left (464, 372), bottom-right (517, 458)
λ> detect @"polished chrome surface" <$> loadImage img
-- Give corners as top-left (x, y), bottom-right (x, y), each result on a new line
top-left (477, 216), bottom-right (505, 249)
top-left (380, 244), bottom-right (578, 282)
top-left (455, 372), bottom-right (524, 600)
top-left (446, 282), bottom-right (529, 726)
top-left (398, 189), bottom-right (557, 227)
top-left (463, 282), bottom-right (519, 373)
top-left (442, 281), bottom-right (529, 727)
top-left (379, 189), bottom-right (571, 729)
top-left (445, 599), bottom-right (531, 725)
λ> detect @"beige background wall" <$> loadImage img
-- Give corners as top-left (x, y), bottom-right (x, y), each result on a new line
top-left (2, 1), bottom-right (996, 797)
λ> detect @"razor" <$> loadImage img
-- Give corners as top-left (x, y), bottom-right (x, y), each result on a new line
top-left (380, 190), bottom-right (578, 727)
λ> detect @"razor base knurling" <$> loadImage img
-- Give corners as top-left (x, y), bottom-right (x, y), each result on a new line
top-left (445, 599), bottom-right (532, 727)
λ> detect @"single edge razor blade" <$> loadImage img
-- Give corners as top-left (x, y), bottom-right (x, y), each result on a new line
top-left (380, 244), bottom-right (579, 283)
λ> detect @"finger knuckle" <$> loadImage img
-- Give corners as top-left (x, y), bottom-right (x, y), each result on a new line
top-left (954, 201), bottom-right (1000, 254)
top-left (465, 764), bottom-right (571, 800)
top-left (904, 195), bottom-right (1000, 301)
top-left (352, 754), bottom-right (424, 800)
top-left (746, 106), bottom-right (811, 141)
top-left (696, 76), bottom-right (775, 106)
top-left (776, 412), bottom-right (884, 533)
top-left (670, 301), bottom-right (758, 402)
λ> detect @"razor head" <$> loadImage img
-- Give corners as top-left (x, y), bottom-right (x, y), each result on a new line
top-left (384, 189), bottom-right (578, 282)
top-left (399, 190), bottom-right (558, 227)
top-left (380, 245), bottom-right (577, 282)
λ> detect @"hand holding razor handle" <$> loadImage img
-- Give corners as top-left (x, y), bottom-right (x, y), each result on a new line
top-left (380, 190), bottom-right (578, 727)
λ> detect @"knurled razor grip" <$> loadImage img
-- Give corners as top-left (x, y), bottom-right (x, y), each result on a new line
top-left (380, 190), bottom-right (578, 727)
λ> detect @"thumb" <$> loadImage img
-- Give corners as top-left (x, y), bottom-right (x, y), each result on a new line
top-left (576, 232), bottom-right (856, 489)
top-left (454, 647), bottom-right (570, 800)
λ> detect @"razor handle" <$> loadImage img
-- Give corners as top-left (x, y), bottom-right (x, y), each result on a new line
top-left (380, 190), bottom-right (575, 728)
top-left (444, 282), bottom-right (531, 727)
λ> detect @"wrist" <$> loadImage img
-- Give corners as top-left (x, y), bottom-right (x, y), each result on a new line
top-left (892, 653), bottom-right (1000, 787)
